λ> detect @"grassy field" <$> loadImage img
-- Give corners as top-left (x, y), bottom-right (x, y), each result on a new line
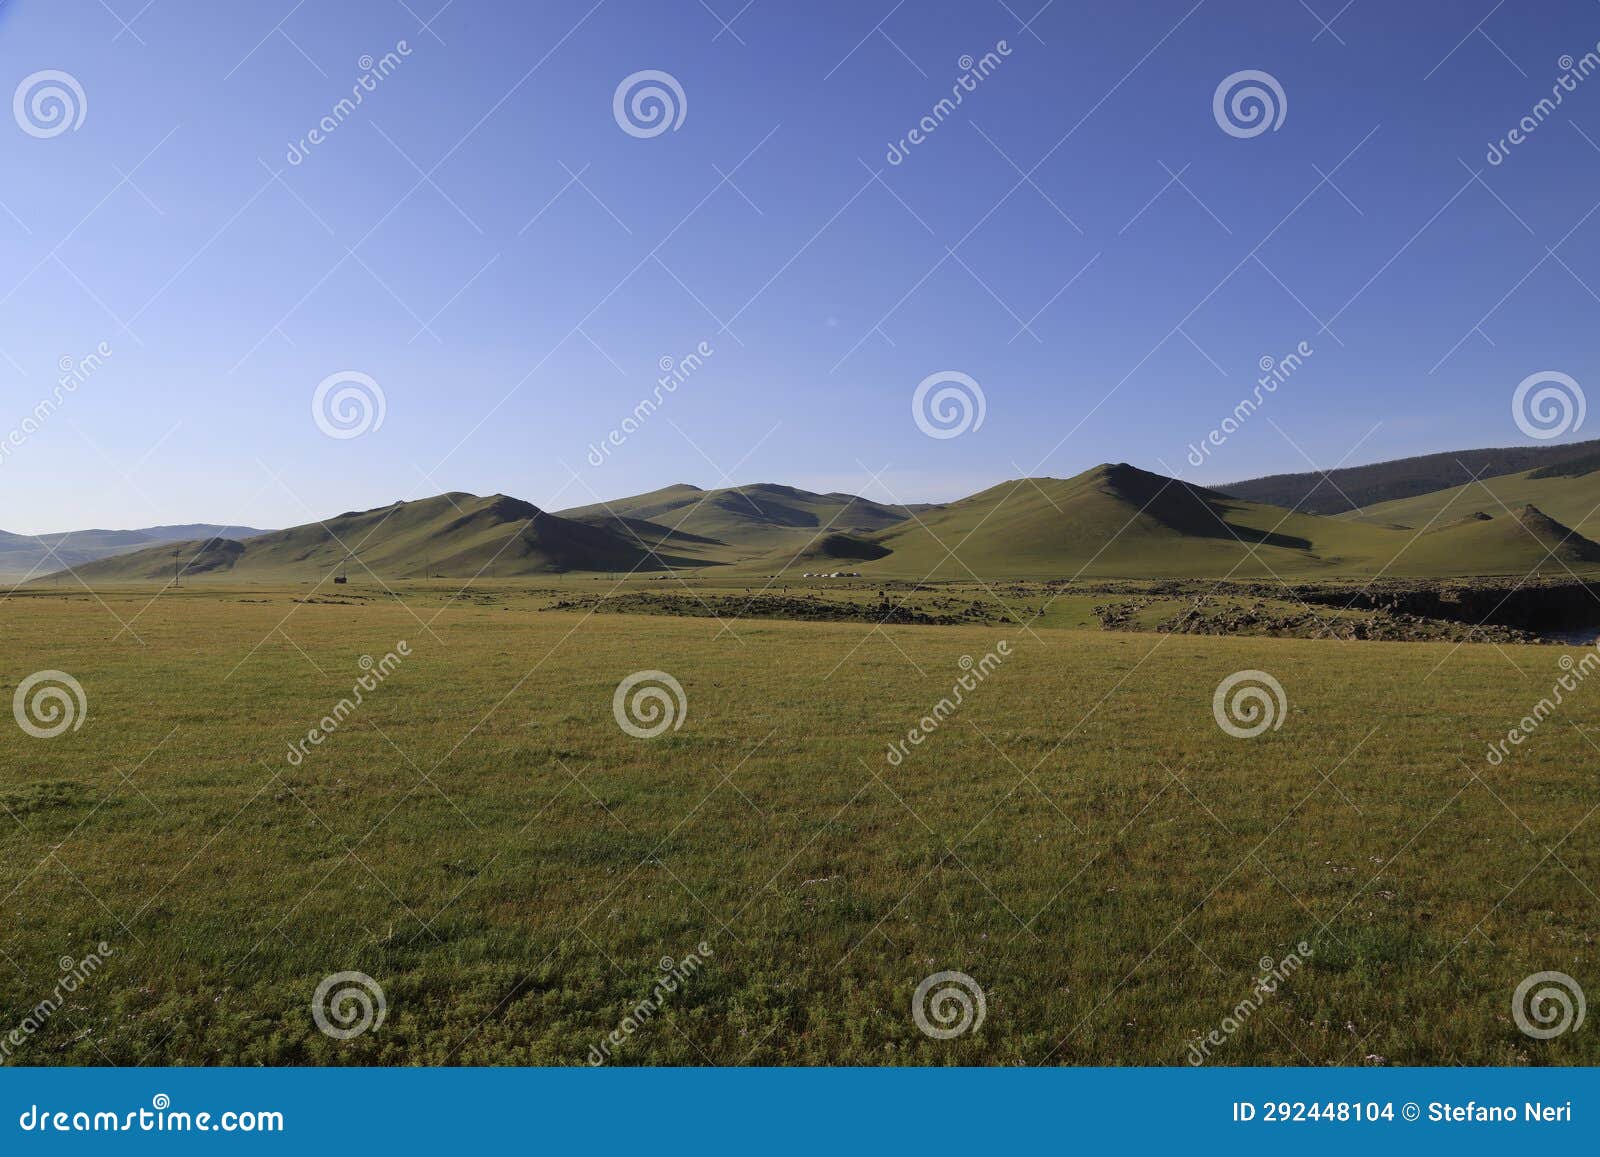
top-left (2, 579), bottom-right (1597, 1065)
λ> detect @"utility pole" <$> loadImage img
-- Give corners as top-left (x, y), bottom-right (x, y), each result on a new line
top-left (173, 545), bottom-right (181, 588)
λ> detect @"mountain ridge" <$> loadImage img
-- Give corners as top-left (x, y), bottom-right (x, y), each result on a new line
top-left (39, 467), bottom-right (1600, 584)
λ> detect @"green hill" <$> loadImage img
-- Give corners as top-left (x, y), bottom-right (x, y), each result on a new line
top-left (842, 464), bottom-right (1384, 579)
top-left (558, 483), bottom-right (923, 565)
top-left (783, 464), bottom-right (1600, 580)
top-left (1373, 504), bottom-right (1600, 576)
top-left (1221, 438), bottom-right (1600, 514)
top-left (37, 468), bottom-right (1600, 586)
top-left (1345, 462), bottom-right (1600, 541)
top-left (43, 493), bottom-right (693, 583)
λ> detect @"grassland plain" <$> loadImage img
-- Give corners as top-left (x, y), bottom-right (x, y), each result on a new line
top-left (2, 581), bottom-right (1597, 1066)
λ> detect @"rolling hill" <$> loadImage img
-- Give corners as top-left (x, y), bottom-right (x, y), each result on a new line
top-left (45, 493), bottom-right (697, 583)
top-left (788, 464), bottom-right (1600, 580)
top-left (0, 523), bottom-right (272, 580)
top-left (557, 483), bottom-right (928, 566)
top-left (1343, 462), bottom-right (1600, 541)
top-left (34, 464), bottom-right (1600, 586)
top-left (1220, 438), bottom-right (1600, 514)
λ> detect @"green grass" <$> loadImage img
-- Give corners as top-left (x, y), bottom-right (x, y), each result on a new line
top-left (1347, 465), bottom-right (1600, 542)
top-left (1, 581), bottom-right (1596, 1065)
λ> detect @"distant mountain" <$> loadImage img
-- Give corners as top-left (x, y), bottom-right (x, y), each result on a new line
top-left (0, 523), bottom-right (272, 579)
top-left (1220, 439), bottom-right (1600, 514)
top-left (46, 494), bottom-right (695, 583)
top-left (557, 483), bottom-right (927, 565)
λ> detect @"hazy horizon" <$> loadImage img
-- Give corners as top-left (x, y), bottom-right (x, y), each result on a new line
top-left (10, 428), bottom-right (1600, 537)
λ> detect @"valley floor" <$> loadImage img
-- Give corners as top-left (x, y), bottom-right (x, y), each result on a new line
top-left (1, 583), bottom-right (1596, 1064)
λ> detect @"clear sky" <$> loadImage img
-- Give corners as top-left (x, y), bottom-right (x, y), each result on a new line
top-left (3, 0), bottom-right (1599, 533)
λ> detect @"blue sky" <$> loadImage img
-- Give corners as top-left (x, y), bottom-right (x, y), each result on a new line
top-left (3, 0), bottom-right (1599, 532)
